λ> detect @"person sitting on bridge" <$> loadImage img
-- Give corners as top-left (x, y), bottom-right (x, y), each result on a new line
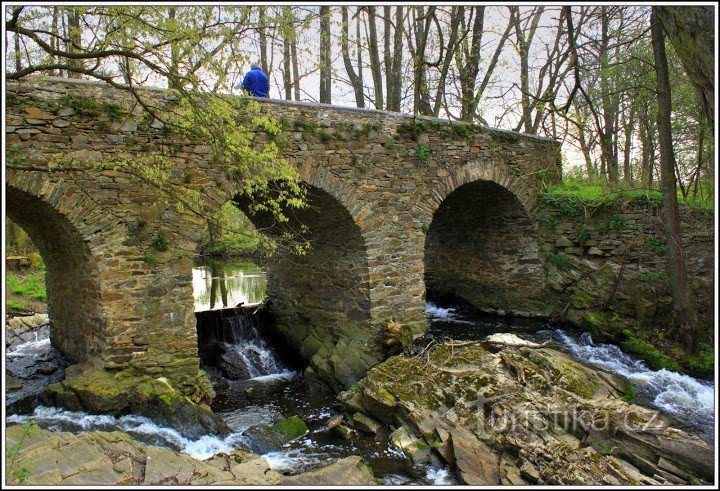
top-left (238, 64), bottom-right (270, 98)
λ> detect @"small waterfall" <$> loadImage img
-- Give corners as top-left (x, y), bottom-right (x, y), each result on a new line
top-left (219, 315), bottom-right (287, 380)
top-left (196, 305), bottom-right (291, 381)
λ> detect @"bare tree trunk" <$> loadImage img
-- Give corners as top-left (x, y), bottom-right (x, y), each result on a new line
top-left (384, 6), bottom-right (404, 111)
top-left (578, 130), bottom-right (596, 178)
top-left (319, 6), bottom-right (332, 104)
top-left (167, 7), bottom-right (181, 89)
top-left (639, 109), bottom-right (655, 187)
top-left (14, 27), bottom-right (22, 73)
top-left (50, 7), bottom-right (59, 76)
top-left (365, 7), bottom-right (384, 109)
top-left (409, 6), bottom-right (434, 115)
top-left (431, 6), bottom-right (462, 117)
top-left (691, 125), bottom-right (704, 198)
top-left (341, 7), bottom-right (364, 107)
top-left (459, 7), bottom-right (484, 122)
top-left (656, 6), bottom-right (714, 131)
top-left (651, 8), bottom-right (697, 353)
top-left (258, 7), bottom-right (268, 73)
top-left (355, 13), bottom-right (364, 104)
top-left (67, 8), bottom-right (83, 78)
top-left (511, 7), bottom-right (544, 133)
top-left (291, 41), bottom-right (300, 101)
top-left (623, 105), bottom-right (634, 182)
top-left (282, 34), bottom-right (291, 100)
top-left (599, 7), bottom-right (618, 182)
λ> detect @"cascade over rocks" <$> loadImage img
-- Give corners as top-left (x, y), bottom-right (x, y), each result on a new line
top-left (338, 340), bottom-right (714, 485)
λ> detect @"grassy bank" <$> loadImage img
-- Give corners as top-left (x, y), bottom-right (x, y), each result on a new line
top-left (540, 178), bottom-right (714, 215)
top-left (6, 265), bottom-right (47, 316)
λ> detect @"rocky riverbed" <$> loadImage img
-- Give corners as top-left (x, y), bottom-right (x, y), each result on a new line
top-left (5, 425), bottom-right (375, 485)
top-left (338, 339), bottom-right (715, 485)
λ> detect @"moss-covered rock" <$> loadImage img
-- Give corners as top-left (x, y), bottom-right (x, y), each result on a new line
top-left (41, 364), bottom-right (229, 439)
top-left (242, 416), bottom-right (308, 454)
top-left (338, 341), bottom-right (714, 485)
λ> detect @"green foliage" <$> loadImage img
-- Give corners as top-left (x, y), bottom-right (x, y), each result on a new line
top-left (548, 252), bottom-right (571, 270)
top-left (151, 232), bottom-right (169, 252)
top-left (635, 271), bottom-right (669, 284)
top-left (415, 145), bottom-right (432, 162)
top-left (576, 224), bottom-right (590, 244)
top-left (607, 214), bottom-right (627, 231)
top-left (643, 237), bottom-right (668, 255)
top-left (201, 202), bottom-right (259, 255)
top-left (6, 419), bottom-right (37, 484)
top-left (539, 179), bottom-right (671, 216)
top-left (544, 215), bottom-right (558, 230)
top-left (420, 223), bottom-right (429, 234)
top-left (143, 254), bottom-right (159, 266)
top-left (396, 119), bottom-right (477, 141)
top-left (6, 270), bottom-right (46, 301)
top-left (59, 94), bottom-right (101, 116)
top-left (396, 120), bottom-right (428, 140)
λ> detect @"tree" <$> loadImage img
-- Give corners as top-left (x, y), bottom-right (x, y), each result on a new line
top-left (651, 7), bottom-right (698, 352)
top-left (656, 6), bottom-right (714, 130)
top-left (341, 7), bottom-right (364, 107)
top-left (6, 6), bottom-right (307, 250)
top-left (319, 6), bottom-right (331, 104)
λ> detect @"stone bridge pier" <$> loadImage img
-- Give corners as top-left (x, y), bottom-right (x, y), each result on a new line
top-left (6, 77), bottom-right (561, 406)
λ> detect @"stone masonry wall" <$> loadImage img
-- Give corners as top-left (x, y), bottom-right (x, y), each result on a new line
top-left (533, 200), bottom-right (715, 337)
top-left (6, 76), bottom-right (561, 392)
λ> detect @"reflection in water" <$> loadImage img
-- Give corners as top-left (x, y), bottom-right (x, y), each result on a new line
top-left (193, 258), bottom-right (267, 312)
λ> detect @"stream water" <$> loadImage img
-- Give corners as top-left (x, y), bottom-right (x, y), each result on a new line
top-left (5, 258), bottom-right (715, 483)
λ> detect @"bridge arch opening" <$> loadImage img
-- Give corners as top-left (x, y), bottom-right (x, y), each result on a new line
top-left (201, 182), bottom-right (373, 388)
top-left (6, 185), bottom-right (105, 362)
top-left (424, 179), bottom-right (547, 315)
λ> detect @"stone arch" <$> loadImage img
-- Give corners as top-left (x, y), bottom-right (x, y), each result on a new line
top-left (6, 176), bottom-right (107, 362)
top-left (232, 176), bottom-right (375, 389)
top-left (424, 177), bottom-right (548, 316)
top-left (430, 159), bottom-right (537, 213)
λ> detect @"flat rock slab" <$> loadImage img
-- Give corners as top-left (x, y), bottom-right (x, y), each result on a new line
top-left (283, 456), bottom-right (376, 485)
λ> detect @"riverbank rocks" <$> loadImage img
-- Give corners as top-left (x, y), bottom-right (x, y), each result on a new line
top-left (242, 416), bottom-right (308, 454)
top-left (5, 425), bottom-right (376, 486)
top-left (6, 314), bottom-right (49, 350)
top-left (41, 362), bottom-right (229, 440)
top-left (283, 456), bottom-right (376, 485)
top-left (338, 340), bottom-right (714, 485)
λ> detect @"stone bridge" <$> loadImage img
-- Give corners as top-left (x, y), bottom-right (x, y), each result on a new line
top-left (6, 77), bottom-right (561, 396)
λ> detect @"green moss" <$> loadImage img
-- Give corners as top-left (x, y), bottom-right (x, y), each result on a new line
top-left (621, 332), bottom-right (681, 372)
top-left (376, 387), bottom-right (398, 403)
top-left (275, 416), bottom-right (308, 440)
top-left (683, 349), bottom-right (714, 373)
top-left (621, 383), bottom-right (636, 404)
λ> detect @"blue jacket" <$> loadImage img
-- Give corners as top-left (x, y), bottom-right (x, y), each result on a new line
top-left (241, 67), bottom-right (270, 98)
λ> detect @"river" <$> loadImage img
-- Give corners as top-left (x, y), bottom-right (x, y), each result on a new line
top-left (6, 257), bottom-right (714, 483)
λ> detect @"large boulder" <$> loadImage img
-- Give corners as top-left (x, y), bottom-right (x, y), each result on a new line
top-left (338, 341), bottom-right (715, 485)
top-left (41, 364), bottom-right (229, 439)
